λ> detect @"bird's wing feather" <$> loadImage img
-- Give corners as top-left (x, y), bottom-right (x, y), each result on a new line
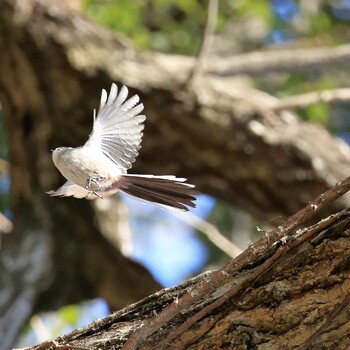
top-left (47, 181), bottom-right (90, 199)
top-left (47, 181), bottom-right (117, 200)
top-left (84, 83), bottom-right (146, 173)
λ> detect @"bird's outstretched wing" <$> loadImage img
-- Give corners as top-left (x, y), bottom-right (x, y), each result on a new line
top-left (84, 83), bottom-right (146, 173)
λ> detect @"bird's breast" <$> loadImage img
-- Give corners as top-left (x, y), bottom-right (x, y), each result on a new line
top-left (53, 147), bottom-right (122, 188)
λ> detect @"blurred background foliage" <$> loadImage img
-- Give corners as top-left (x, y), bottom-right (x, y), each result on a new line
top-left (10, 0), bottom-right (350, 346)
top-left (83, 0), bottom-right (350, 129)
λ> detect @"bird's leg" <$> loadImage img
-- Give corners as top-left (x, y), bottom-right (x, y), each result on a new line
top-left (85, 174), bottom-right (108, 198)
top-left (85, 174), bottom-right (107, 190)
top-left (86, 191), bottom-right (103, 199)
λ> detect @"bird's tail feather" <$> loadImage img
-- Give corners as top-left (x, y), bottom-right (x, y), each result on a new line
top-left (119, 175), bottom-right (197, 211)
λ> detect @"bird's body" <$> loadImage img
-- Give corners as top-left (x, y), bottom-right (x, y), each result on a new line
top-left (52, 146), bottom-right (122, 187)
top-left (48, 84), bottom-right (197, 210)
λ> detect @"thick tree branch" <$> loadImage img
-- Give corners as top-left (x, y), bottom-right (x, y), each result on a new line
top-left (24, 178), bottom-right (350, 349)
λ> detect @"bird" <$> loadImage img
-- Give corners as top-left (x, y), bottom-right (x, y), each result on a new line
top-left (47, 83), bottom-right (197, 211)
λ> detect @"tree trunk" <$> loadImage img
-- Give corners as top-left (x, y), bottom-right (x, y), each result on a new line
top-left (1, 0), bottom-right (350, 349)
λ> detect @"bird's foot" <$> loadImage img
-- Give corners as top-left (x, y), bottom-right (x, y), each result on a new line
top-left (86, 191), bottom-right (103, 199)
top-left (85, 174), bottom-right (107, 190)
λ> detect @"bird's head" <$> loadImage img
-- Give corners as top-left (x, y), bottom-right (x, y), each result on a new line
top-left (52, 147), bottom-right (73, 164)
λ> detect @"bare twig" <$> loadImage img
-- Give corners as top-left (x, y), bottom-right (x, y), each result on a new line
top-left (273, 88), bottom-right (350, 111)
top-left (0, 212), bottom-right (12, 234)
top-left (29, 315), bottom-right (50, 343)
top-left (0, 160), bottom-right (10, 239)
top-left (208, 44), bottom-right (350, 76)
top-left (173, 211), bottom-right (242, 258)
top-left (187, 0), bottom-right (219, 86)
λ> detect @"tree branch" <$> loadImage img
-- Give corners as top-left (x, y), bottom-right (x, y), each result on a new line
top-left (0, 212), bottom-right (12, 234)
top-left (172, 211), bottom-right (242, 258)
top-left (272, 88), bottom-right (350, 111)
top-left (24, 178), bottom-right (350, 349)
top-left (208, 44), bottom-right (350, 76)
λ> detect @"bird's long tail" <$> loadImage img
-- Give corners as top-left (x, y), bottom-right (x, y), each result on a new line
top-left (119, 175), bottom-right (197, 211)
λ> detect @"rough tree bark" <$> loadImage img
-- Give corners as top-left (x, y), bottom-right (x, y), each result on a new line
top-left (26, 178), bottom-right (350, 349)
top-left (1, 0), bottom-right (350, 349)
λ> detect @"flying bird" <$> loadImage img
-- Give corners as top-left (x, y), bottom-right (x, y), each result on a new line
top-left (48, 83), bottom-right (197, 211)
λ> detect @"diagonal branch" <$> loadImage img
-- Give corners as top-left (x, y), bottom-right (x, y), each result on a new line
top-left (150, 208), bottom-right (350, 349)
top-left (172, 211), bottom-right (242, 258)
top-left (24, 176), bottom-right (350, 349)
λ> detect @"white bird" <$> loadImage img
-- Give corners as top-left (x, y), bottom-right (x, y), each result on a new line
top-left (47, 83), bottom-right (197, 211)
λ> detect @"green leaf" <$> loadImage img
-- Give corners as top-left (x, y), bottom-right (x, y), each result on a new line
top-left (58, 304), bottom-right (80, 325)
top-left (304, 103), bottom-right (329, 125)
